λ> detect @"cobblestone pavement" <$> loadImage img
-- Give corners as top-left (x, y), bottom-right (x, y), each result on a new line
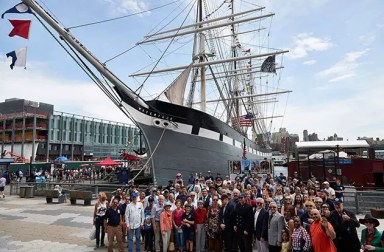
top-left (0, 185), bottom-right (112, 252)
top-left (0, 185), bottom-right (383, 251)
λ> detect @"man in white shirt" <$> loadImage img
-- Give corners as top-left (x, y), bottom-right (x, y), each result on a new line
top-left (0, 174), bottom-right (6, 198)
top-left (125, 192), bottom-right (144, 252)
top-left (323, 181), bottom-right (336, 199)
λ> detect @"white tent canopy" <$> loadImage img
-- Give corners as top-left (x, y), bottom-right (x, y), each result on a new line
top-left (308, 150), bottom-right (348, 159)
top-left (296, 140), bottom-right (369, 150)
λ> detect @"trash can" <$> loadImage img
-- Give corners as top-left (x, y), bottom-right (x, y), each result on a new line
top-left (25, 186), bottom-right (34, 198)
top-left (19, 186), bottom-right (26, 198)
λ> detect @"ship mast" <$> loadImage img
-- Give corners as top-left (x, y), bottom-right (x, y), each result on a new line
top-left (231, 0), bottom-right (241, 119)
top-left (21, 0), bottom-right (149, 110)
top-left (198, 0), bottom-right (206, 112)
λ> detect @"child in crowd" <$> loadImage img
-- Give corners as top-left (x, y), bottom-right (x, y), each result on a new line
top-left (143, 206), bottom-right (154, 252)
top-left (281, 229), bottom-right (290, 252)
top-left (182, 204), bottom-right (195, 252)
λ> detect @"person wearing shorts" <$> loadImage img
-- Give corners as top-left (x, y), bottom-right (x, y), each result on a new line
top-left (0, 174), bottom-right (6, 198)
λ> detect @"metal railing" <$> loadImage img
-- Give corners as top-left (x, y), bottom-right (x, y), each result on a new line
top-left (339, 186), bottom-right (384, 213)
top-left (9, 181), bottom-right (147, 198)
top-left (9, 182), bottom-right (384, 214)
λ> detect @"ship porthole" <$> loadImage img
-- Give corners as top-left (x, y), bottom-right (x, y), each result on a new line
top-left (154, 120), bottom-right (161, 126)
top-left (163, 122), bottom-right (169, 127)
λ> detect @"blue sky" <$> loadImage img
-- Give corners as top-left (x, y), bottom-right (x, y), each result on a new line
top-left (0, 0), bottom-right (383, 141)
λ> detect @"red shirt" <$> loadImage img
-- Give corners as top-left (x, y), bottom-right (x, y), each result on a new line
top-left (194, 207), bottom-right (207, 224)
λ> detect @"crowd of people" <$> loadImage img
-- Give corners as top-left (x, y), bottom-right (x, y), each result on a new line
top-left (93, 170), bottom-right (384, 252)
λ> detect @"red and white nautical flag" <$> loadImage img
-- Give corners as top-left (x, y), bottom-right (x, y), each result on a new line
top-left (8, 19), bottom-right (31, 39)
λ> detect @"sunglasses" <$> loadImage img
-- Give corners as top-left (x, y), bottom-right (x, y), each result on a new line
top-left (256, 202), bottom-right (263, 205)
top-left (305, 205), bottom-right (313, 207)
top-left (321, 206), bottom-right (329, 208)
top-left (315, 202), bottom-right (322, 204)
top-left (269, 206), bottom-right (277, 209)
top-left (213, 199), bottom-right (218, 201)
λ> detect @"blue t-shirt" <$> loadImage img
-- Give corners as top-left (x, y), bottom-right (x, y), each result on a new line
top-left (333, 184), bottom-right (345, 199)
top-left (143, 211), bottom-right (152, 231)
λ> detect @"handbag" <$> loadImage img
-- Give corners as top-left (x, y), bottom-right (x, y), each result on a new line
top-left (168, 241), bottom-right (175, 251)
top-left (89, 226), bottom-right (96, 240)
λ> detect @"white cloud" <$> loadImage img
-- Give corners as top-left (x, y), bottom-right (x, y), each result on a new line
top-left (0, 60), bottom-right (132, 125)
top-left (303, 60), bottom-right (316, 65)
top-left (289, 33), bottom-right (333, 59)
top-left (117, 0), bottom-right (149, 15)
top-left (318, 49), bottom-right (369, 83)
top-left (285, 82), bottom-right (384, 140)
top-left (359, 32), bottom-right (375, 46)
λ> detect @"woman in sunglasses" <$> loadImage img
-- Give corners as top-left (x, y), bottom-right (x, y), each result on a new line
top-left (359, 214), bottom-right (384, 252)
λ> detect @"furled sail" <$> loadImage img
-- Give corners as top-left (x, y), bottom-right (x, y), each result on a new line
top-left (163, 64), bottom-right (192, 105)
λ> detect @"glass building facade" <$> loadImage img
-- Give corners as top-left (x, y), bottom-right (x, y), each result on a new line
top-left (0, 98), bottom-right (140, 162)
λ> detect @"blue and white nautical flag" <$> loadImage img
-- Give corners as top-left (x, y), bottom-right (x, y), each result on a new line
top-left (6, 47), bottom-right (28, 69)
top-left (2, 3), bottom-right (33, 19)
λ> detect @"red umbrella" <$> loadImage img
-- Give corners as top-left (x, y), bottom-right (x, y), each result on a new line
top-left (95, 157), bottom-right (122, 166)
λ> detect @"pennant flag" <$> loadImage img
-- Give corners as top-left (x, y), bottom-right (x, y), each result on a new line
top-left (242, 139), bottom-right (247, 160)
top-left (261, 55), bottom-right (276, 73)
top-left (9, 20), bottom-right (31, 39)
top-left (2, 3), bottom-right (33, 19)
top-left (6, 47), bottom-right (28, 69)
top-left (231, 115), bottom-right (253, 127)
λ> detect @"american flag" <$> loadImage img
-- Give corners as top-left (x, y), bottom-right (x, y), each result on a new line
top-left (231, 114), bottom-right (253, 127)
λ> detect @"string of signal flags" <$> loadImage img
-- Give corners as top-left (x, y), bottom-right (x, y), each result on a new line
top-left (2, 3), bottom-right (33, 69)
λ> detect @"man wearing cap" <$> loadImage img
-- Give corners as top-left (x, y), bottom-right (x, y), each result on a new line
top-left (163, 189), bottom-right (170, 204)
top-left (328, 198), bottom-right (360, 252)
top-left (323, 181), bottom-right (336, 199)
top-left (194, 200), bottom-right (207, 252)
top-left (125, 193), bottom-right (144, 252)
top-left (233, 193), bottom-right (253, 252)
top-left (333, 178), bottom-right (345, 202)
top-left (218, 194), bottom-right (235, 252)
top-left (205, 171), bottom-right (214, 182)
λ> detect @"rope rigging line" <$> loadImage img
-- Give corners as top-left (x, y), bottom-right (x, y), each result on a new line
top-left (32, 13), bottom-right (121, 108)
top-left (134, 0), bottom-right (196, 96)
top-left (130, 128), bottom-right (167, 183)
top-left (66, 0), bottom-right (182, 30)
top-left (105, 0), bottom-right (192, 64)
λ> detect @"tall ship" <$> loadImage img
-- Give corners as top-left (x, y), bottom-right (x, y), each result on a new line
top-left (18, 0), bottom-right (290, 185)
